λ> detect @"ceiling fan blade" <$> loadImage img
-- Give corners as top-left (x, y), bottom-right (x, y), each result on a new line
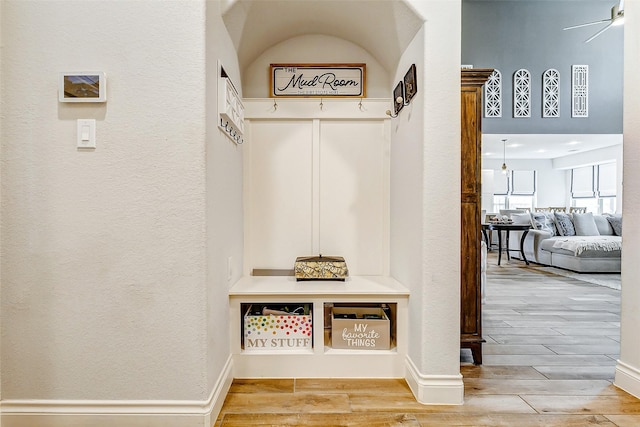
top-left (563, 18), bottom-right (611, 31)
top-left (584, 22), bottom-right (614, 43)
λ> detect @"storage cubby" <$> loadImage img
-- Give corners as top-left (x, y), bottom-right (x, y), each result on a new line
top-left (229, 100), bottom-right (410, 378)
top-left (229, 276), bottom-right (409, 378)
top-left (240, 302), bottom-right (313, 352)
top-left (324, 302), bottom-right (397, 350)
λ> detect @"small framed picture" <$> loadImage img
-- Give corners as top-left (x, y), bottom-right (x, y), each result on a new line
top-left (59, 72), bottom-right (106, 102)
top-left (403, 64), bottom-right (417, 104)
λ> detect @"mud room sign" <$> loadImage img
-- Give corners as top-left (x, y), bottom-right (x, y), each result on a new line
top-left (270, 63), bottom-right (366, 97)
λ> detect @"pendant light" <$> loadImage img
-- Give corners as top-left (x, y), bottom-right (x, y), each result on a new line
top-left (501, 139), bottom-right (508, 175)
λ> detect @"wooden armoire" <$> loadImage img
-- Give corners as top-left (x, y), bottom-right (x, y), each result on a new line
top-left (460, 69), bottom-right (493, 365)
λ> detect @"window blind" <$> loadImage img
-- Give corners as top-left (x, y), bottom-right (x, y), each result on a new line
top-left (597, 163), bottom-right (617, 197)
top-left (493, 172), bottom-right (509, 195)
top-left (511, 170), bottom-right (536, 195)
top-left (571, 166), bottom-right (595, 198)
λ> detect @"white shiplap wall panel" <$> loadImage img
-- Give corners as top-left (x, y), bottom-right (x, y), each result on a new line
top-left (319, 120), bottom-right (388, 275)
top-left (245, 106), bottom-right (389, 275)
top-left (247, 121), bottom-right (314, 269)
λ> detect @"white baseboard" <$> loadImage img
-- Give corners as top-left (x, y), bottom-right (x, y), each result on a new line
top-left (1, 356), bottom-right (234, 427)
top-left (405, 356), bottom-right (464, 405)
top-left (209, 355), bottom-right (235, 423)
top-left (615, 359), bottom-right (640, 399)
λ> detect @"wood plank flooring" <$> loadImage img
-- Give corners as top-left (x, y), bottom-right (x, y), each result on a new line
top-left (216, 253), bottom-right (639, 426)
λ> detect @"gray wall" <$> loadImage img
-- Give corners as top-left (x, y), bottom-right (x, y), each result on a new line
top-left (462, 0), bottom-right (623, 134)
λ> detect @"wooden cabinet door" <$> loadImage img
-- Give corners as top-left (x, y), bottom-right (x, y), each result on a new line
top-left (460, 69), bottom-right (493, 365)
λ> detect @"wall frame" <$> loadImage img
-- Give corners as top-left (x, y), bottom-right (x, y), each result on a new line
top-left (403, 64), bottom-right (417, 104)
top-left (59, 72), bottom-right (106, 103)
top-left (270, 63), bottom-right (366, 98)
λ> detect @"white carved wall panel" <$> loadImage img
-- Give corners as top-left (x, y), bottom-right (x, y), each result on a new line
top-left (513, 69), bottom-right (531, 118)
top-left (572, 65), bottom-right (589, 118)
top-left (543, 69), bottom-right (560, 118)
top-left (484, 69), bottom-right (502, 118)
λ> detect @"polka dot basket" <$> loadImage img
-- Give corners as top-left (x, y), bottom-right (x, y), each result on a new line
top-left (243, 310), bottom-right (313, 351)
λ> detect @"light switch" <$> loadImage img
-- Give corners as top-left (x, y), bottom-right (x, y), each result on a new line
top-left (81, 125), bottom-right (90, 141)
top-left (77, 119), bottom-right (96, 148)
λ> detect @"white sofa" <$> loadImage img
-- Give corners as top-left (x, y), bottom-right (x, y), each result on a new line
top-left (508, 212), bottom-right (621, 273)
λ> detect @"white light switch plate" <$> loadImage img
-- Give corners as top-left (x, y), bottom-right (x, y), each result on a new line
top-left (77, 119), bottom-right (96, 148)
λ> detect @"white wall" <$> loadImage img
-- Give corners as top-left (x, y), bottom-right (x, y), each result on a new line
top-left (205, 0), bottom-right (242, 407)
top-left (552, 145), bottom-right (621, 169)
top-left (0, 0), bottom-right (3, 404)
top-left (616, 0), bottom-right (640, 399)
top-left (243, 34), bottom-right (389, 98)
top-left (392, 0), bottom-right (463, 404)
top-left (389, 25), bottom-right (427, 383)
top-left (1, 0), bottom-right (210, 407)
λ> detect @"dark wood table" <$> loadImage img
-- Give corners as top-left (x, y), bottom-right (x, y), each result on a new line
top-left (481, 223), bottom-right (532, 266)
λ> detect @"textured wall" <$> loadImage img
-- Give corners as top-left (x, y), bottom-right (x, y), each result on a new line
top-left (205, 0), bottom-right (243, 397)
top-left (243, 34), bottom-right (389, 98)
top-left (1, 1), bottom-right (209, 401)
top-left (391, 0), bottom-right (462, 399)
top-left (618, 0), bottom-right (640, 398)
top-left (0, 0), bottom-right (3, 404)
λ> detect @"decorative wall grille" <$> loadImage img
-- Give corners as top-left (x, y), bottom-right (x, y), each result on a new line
top-left (572, 65), bottom-right (589, 117)
top-left (513, 69), bottom-right (531, 118)
top-left (484, 69), bottom-right (502, 118)
top-left (543, 69), bottom-right (560, 118)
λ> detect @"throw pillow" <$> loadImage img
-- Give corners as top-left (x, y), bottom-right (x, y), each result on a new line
top-left (553, 212), bottom-right (576, 236)
top-left (511, 212), bottom-right (533, 225)
top-left (543, 211), bottom-right (558, 235)
top-left (572, 212), bottom-right (600, 236)
top-left (606, 215), bottom-right (623, 236)
top-left (530, 211), bottom-right (557, 236)
top-left (593, 215), bottom-right (615, 235)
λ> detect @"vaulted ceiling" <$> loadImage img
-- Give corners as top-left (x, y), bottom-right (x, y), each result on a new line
top-left (221, 0), bottom-right (424, 74)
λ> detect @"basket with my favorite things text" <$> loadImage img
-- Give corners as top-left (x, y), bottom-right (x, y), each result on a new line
top-left (331, 306), bottom-right (390, 350)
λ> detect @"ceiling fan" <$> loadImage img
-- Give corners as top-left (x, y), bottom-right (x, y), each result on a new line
top-left (563, 0), bottom-right (624, 43)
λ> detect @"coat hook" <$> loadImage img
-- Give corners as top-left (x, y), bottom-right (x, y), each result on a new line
top-left (319, 98), bottom-right (324, 110)
top-left (358, 97), bottom-right (364, 111)
top-left (386, 95), bottom-right (404, 119)
top-left (273, 99), bottom-right (278, 111)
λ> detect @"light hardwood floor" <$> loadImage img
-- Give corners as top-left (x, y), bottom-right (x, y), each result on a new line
top-left (216, 253), bottom-right (639, 426)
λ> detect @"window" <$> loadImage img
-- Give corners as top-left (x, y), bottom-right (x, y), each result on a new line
top-left (598, 162), bottom-right (617, 214)
top-left (492, 170), bottom-right (536, 212)
top-left (570, 163), bottom-right (617, 214)
top-left (597, 162), bottom-right (616, 197)
top-left (571, 166), bottom-right (595, 198)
